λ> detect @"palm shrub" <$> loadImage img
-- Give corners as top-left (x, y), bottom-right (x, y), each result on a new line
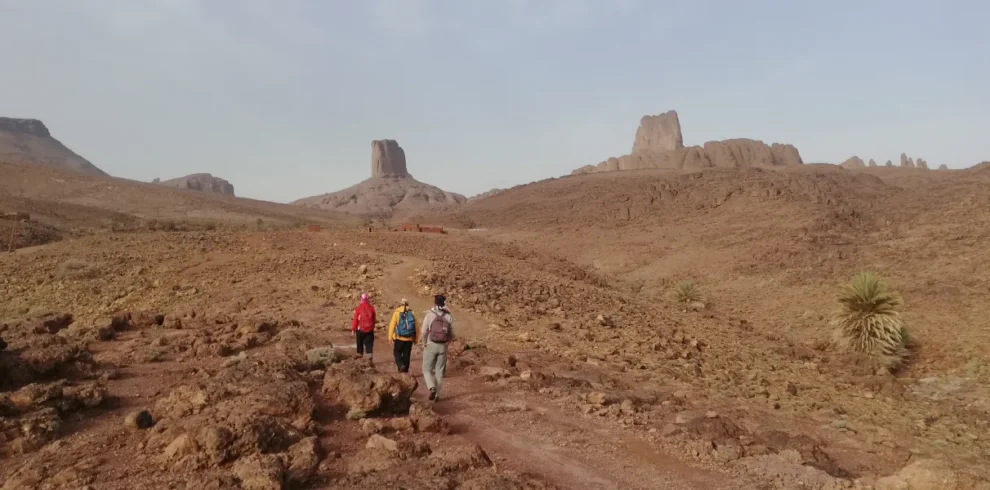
top-left (668, 280), bottom-right (705, 309)
top-left (832, 272), bottom-right (909, 369)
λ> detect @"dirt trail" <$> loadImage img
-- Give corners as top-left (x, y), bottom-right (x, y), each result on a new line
top-left (330, 252), bottom-right (752, 489)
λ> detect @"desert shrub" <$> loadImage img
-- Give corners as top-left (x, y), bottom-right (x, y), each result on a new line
top-left (831, 272), bottom-right (909, 369)
top-left (667, 280), bottom-right (704, 307)
top-left (56, 259), bottom-right (98, 280)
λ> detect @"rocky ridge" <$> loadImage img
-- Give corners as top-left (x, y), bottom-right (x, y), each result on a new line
top-left (573, 110), bottom-right (803, 175)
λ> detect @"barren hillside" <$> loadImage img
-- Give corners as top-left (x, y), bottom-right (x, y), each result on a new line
top-left (2, 159), bottom-right (989, 488)
top-left (0, 118), bottom-right (106, 176)
top-left (415, 165), bottom-right (990, 374)
top-left (0, 160), bottom-right (354, 249)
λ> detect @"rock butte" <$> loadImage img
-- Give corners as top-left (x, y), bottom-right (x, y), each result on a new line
top-left (572, 110), bottom-right (802, 175)
top-left (293, 139), bottom-right (464, 215)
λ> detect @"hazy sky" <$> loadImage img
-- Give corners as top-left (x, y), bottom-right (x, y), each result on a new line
top-left (1, 1), bottom-right (988, 202)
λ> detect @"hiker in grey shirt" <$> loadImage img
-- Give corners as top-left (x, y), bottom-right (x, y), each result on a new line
top-left (422, 294), bottom-right (454, 401)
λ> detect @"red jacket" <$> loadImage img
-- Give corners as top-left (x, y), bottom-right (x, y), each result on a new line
top-left (352, 301), bottom-right (376, 333)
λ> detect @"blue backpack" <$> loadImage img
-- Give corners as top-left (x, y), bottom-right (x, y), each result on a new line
top-left (396, 308), bottom-right (416, 338)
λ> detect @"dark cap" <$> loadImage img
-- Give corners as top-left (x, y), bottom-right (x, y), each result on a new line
top-left (434, 294), bottom-right (446, 307)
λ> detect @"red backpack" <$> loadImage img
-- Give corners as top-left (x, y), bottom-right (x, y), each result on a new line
top-left (427, 310), bottom-right (451, 343)
top-left (355, 304), bottom-right (375, 333)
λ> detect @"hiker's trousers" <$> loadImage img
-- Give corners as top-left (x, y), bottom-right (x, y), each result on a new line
top-left (422, 342), bottom-right (448, 394)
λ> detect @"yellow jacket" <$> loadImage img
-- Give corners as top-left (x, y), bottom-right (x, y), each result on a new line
top-left (387, 306), bottom-right (420, 342)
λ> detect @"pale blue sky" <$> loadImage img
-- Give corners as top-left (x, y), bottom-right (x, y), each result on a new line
top-left (1, 1), bottom-right (987, 202)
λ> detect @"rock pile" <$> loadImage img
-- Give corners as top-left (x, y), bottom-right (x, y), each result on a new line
top-left (572, 110), bottom-right (803, 175)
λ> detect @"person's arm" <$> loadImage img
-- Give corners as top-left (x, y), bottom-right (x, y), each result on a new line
top-left (387, 309), bottom-right (399, 342)
top-left (421, 311), bottom-right (435, 346)
top-left (351, 308), bottom-right (358, 333)
top-left (447, 314), bottom-right (455, 341)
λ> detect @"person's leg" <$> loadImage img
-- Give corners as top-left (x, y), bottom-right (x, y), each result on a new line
top-left (399, 341), bottom-right (413, 372)
top-left (422, 343), bottom-right (438, 397)
top-left (433, 345), bottom-right (448, 400)
top-left (355, 331), bottom-right (365, 357)
top-left (392, 340), bottom-right (404, 371)
top-left (365, 333), bottom-right (375, 363)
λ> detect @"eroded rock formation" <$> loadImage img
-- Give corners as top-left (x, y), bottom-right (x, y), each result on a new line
top-left (294, 139), bottom-right (465, 215)
top-left (572, 110), bottom-right (802, 175)
top-left (371, 140), bottom-right (409, 178)
top-left (632, 111), bottom-right (684, 154)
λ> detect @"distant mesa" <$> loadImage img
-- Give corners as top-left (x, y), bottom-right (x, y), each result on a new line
top-left (0, 117), bottom-right (107, 176)
top-left (938, 164), bottom-right (948, 170)
top-left (572, 109), bottom-right (803, 175)
top-left (155, 173), bottom-right (235, 196)
top-left (293, 139), bottom-right (465, 215)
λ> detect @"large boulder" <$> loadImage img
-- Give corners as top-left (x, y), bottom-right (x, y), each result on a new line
top-left (321, 360), bottom-right (418, 416)
top-left (632, 111), bottom-right (684, 154)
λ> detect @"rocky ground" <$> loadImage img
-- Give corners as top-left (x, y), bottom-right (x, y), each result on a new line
top-left (2, 228), bottom-right (986, 489)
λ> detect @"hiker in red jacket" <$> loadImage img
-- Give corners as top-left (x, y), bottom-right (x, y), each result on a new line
top-left (351, 293), bottom-right (377, 362)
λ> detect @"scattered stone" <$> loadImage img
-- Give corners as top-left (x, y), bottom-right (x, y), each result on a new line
top-left (366, 434), bottom-right (399, 452)
top-left (233, 453), bottom-right (286, 490)
top-left (125, 410), bottom-right (155, 429)
top-left (786, 382), bottom-right (799, 396)
top-left (479, 366), bottom-right (511, 381)
top-left (586, 392), bottom-right (609, 406)
top-left (163, 434), bottom-right (200, 461)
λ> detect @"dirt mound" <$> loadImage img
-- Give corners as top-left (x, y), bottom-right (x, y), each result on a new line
top-left (0, 118), bottom-right (106, 176)
top-left (155, 173), bottom-right (235, 197)
top-left (293, 139), bottom-right (465, 216)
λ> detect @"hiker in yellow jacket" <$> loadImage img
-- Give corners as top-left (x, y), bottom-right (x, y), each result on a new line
top-left (387, 298), bottom-right (420, 373)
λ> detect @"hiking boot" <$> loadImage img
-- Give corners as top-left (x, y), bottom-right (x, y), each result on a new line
top-left (428, 388), bottom-right (436, 401)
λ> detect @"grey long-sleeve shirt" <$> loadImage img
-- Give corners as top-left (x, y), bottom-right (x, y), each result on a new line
top-left (421, 306), bottom-right (454, 346)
